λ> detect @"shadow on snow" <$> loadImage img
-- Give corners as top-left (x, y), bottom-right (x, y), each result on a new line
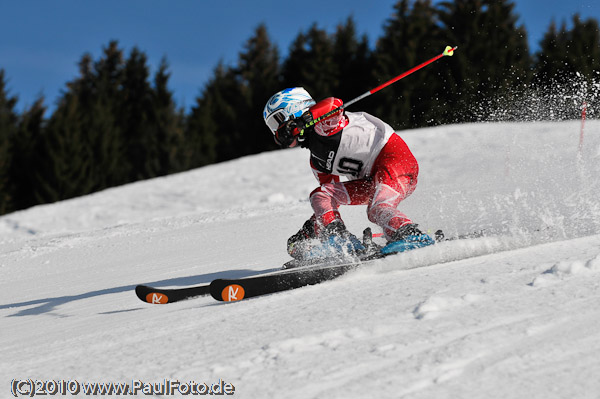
top-left (0, 267), bottom-right (279, 317)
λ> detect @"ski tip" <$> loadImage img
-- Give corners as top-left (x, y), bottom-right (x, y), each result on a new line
top-left (443, 46), bottom-right (457, 56)
top-left (222, 284), bottom-right (246, 302)
top-left (210, 280), bottom-right (246, 302)
top-left (135, 285), bottom-right (170, 304)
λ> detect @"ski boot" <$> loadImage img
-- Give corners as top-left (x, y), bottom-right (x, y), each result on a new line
top-left (283, 220), bottom-right (365, 268)
top-left (381, 223), bottom-right (435, 255)
top-left (319, 220), bottom-right (365, 257)
top-left (287, 219), bottom-right (319, 260)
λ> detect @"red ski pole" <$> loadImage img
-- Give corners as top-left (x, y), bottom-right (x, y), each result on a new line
top-left (298, 45), bottom-right (457, 139)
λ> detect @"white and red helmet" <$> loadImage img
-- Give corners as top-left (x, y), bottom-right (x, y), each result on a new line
top-left (263, 87), bottom-right (316, 134)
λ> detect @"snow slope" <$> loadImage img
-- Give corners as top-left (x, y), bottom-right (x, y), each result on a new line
top-left (2, 120), bottom-right (600, 398)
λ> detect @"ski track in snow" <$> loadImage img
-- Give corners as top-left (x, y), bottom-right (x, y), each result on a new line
top-left (2, 121), bottom-right (600, 398)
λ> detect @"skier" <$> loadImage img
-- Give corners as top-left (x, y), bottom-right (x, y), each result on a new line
top-left (263, 87), bottom-right (434, 260)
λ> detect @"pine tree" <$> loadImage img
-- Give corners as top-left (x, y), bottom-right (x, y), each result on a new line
top-left (568, 15), bottom-right (600, 79)
top-left (332, 17), bottom-right (374, 105)
top-left (532, 15), bottom-right (600, 120)
top-left (80, 43), bottom-right (126, 188)
top-left (34, 92), bottom-right (95, 203)
top-left (34, 43), bottom-right (124, 203)
top-left (236, 24), bottom-right (282, 154)
top-left (283, 24), bottom-right (338, 99)
top-left (282, 33), bottom-right (309, 90)
top-left (186, 63), bottom-right (239, 165)
top-left (437, 0), bottom-right (532, 121)
top-left (0, 70), bottom-right (19, 214)
top-left (150, 58), bottom-right (186, 175)
top-left (372, 0), bottom-right (443, 128)
top-left (119, 47), bottom-right (157, 181)
top-left (10, 98), bottom-right (46, 210)
top-left (535, 15), bottom-right (600, 84)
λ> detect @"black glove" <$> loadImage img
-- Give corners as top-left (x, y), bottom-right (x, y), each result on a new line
top-left (297, 111), bottom-right (314, 148)
top-left (298, 110), bottom-right (313, 126)
top-left (275, 119), bottom-right (299, 148)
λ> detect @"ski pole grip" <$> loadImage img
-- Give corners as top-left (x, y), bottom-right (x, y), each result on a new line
top-left (443, 46), bottom-right (457, 56)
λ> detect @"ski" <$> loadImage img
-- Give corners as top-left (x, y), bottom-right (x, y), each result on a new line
top-left (209, 256), bottom-right (369, 302)
top-left (135, 283), bottom-right (210, 304)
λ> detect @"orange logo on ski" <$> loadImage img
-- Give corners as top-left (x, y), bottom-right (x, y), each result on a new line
top-left (147, 292), bottom-right (169, 304)
top-left (222, 284), bottom-right (245, 301)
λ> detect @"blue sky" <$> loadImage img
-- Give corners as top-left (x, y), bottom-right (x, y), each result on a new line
top-left (1, 0), bottom-right (599, 113)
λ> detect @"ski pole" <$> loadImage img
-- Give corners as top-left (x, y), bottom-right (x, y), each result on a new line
top-left (298, 45), bottom-right (457, 139)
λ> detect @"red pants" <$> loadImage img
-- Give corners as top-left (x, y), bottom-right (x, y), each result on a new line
top-left (310, 134), bottom-right (418, 239)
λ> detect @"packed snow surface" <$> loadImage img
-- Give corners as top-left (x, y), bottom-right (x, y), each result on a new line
top-left (2, 121), bottom-right (600, 398)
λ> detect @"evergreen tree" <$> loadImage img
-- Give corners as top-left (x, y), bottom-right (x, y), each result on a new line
top-left (372, 0), bottom-right (443, 128)
top-left (119, 47), bottom-right (157, 181)
top-left (34, 92), bottom-right (95, 203)
top-left (186, 63), bottom-right (239, 165)
top-left (332, 17), bottom-right (374, 104)
top-left (28, 41), bottom-right (184, 204)
top-left (534, 15), bottom-right (600, 84)
top-left (532, 15), bottom-right (600, 120)
top-left (236, 24), bottom-right (282, 154)
top-left (568, 15), bottom-right (600, 79)
top-left (34, 43), bottom-right (124, 203)
top-left (283, 24), bottom-right (338, 99)
top-left (150, 58), bottom-right (187, 175)
top-left (282, 33), bottom-right (309, 90)
top-left (70, 44), bottom-right (126, 189)
top-left (10, 98), bottom-right (46, 210)
top-left (0, 70), bottom-right (19, 214)
top-left (86, 44), bottom-right (125, 187)
top-left (437, 0), bottom-right (532, 121)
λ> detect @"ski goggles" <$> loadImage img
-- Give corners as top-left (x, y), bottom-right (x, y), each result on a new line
top-left (265, 109), bottom-right (288, 134)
